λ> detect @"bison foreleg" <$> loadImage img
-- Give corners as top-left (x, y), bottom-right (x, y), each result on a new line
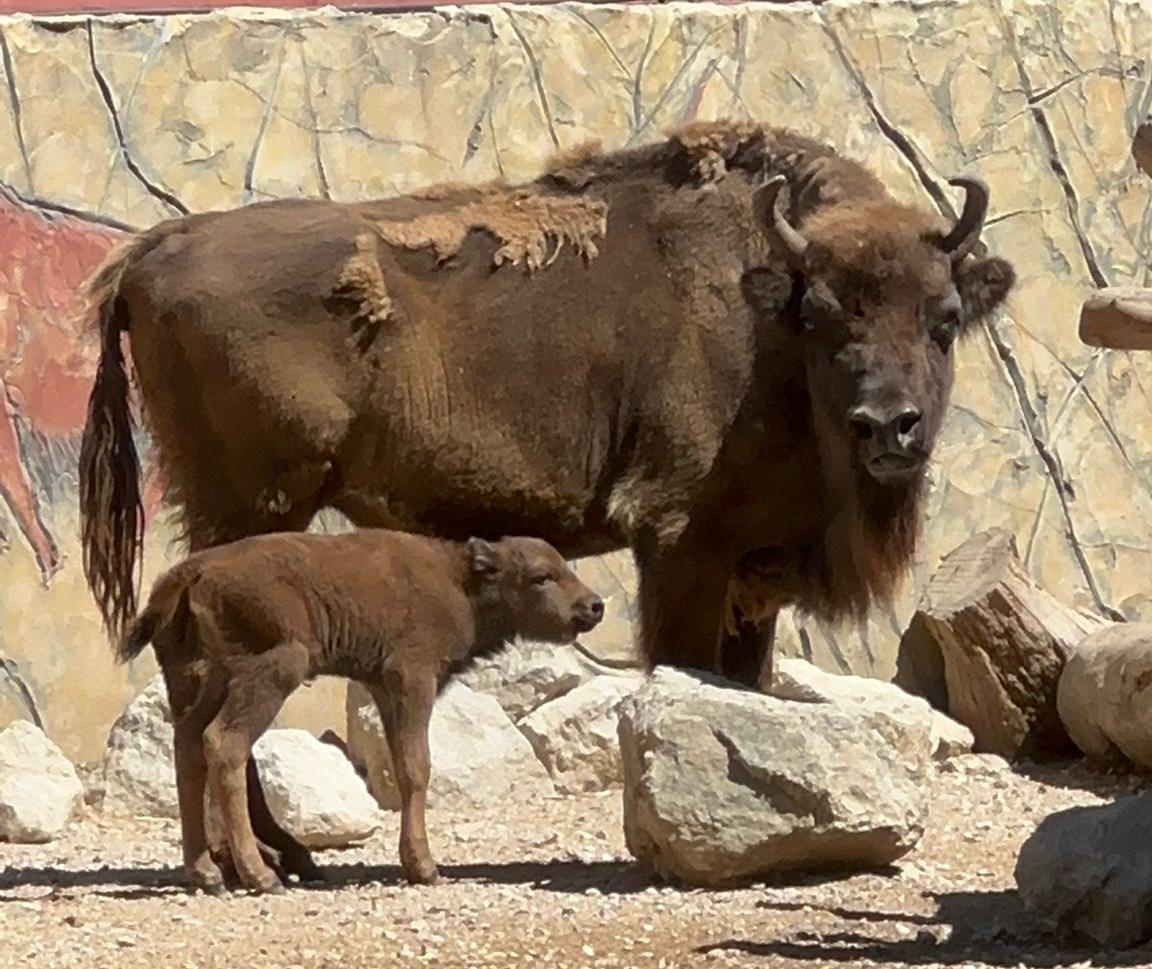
top-left (0, 385), bottom-right (60, 583)
top-left (720, 609), bottom-right (778, 691)
top-left (634, 535), bottom-right (730, 675)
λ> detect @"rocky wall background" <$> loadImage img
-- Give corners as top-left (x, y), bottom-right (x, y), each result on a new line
top-left (1, 0), bottom-right (1150, 761)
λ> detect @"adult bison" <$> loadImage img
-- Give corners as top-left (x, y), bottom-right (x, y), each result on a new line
top-left (80, 120), bottom-right (1014, 873)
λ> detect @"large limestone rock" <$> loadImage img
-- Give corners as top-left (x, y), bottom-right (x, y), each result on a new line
top-left (0, 720), bottom-right (84, 842)
top-left (99, 676), bottom-right (178, 819)
top-left (347, 681), bottom-right (554, 809)
top-left (518, 674), bottom-right (643, 794)
top-left (771, 658), bottom-right (973, 761)
top-left (1057, 622), bottom-right (1152, 768)
top-left (1016, 796), bottom-right (1152, 948)
top-left (618, 668), bottom-right (931, 886)
top-left (455, 640), bottom-right (609, 722)
top-left (252, 729), bottom-right (382, 849)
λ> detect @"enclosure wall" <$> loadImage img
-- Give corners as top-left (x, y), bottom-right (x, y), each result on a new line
top-left (0, 0), bottom-right (1149, 760)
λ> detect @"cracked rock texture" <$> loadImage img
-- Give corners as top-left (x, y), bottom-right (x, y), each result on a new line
top-left (2, 0), bottom-right (1152, 758)
top-left (618, 668), bottom-right (932, 885)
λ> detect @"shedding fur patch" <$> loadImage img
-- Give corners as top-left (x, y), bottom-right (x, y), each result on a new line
top-left (675, 119), bottom-right (767, 184)
top-left (333, 232), bottom-right (394, 324)
top-left (372, 189), bottom-right (608, 271)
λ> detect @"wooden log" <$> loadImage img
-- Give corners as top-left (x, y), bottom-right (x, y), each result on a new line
top-left (1079, 287), bottom-right (1152, 351)
top-left (901, 528), bottom-right (1106, 760)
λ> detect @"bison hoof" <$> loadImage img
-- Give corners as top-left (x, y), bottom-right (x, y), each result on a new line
top-left (281, 848), bottom-right (324, 883)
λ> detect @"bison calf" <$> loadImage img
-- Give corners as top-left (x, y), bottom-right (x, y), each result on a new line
top-left (119, 530), bottom-right (604, 894)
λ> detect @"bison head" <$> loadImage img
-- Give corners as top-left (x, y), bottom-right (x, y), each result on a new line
top-left (756, 174), bottom-right (1015, 487)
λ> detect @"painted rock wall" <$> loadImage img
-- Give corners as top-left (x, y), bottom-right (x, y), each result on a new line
top-left (1, 0), bottom-right (1150, 760)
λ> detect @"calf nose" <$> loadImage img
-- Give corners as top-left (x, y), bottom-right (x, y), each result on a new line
top-left (585, 595), bottom-right (605, 621)
top-left (848, 403), bottom-right (922, 453)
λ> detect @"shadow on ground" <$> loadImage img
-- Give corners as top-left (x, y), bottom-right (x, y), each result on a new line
top-left (0, 857), bottom-right (656, 901)
top-left (701, 889), bottom-right (1152, 966)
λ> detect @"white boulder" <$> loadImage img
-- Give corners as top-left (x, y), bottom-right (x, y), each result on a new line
top-left (519, 674), bottom-right (643, 793)
top-left (347, 681), bottom-right (554, 809)
top-left (1057, 622), bottom-right (1152, 768)
top-left (252, 729), bottom-right (382, 849)
top-left (619, 668), bottom-right (930, 886)
top-left (99, 676), bottom-right (178, 819)
top-left (0, 720), bottom-right (84, 843)
top-left (770, 657), bottom-right (974, 761)
top-left (456, 640), bottom-right (608, 721)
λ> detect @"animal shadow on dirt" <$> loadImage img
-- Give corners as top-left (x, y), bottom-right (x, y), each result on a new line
top-left (700, 890), bottom-right (1152, 966)
top-left (0, 857), bottom-right (653, 902)
top-left (304, 858), bottom-right (655, 896)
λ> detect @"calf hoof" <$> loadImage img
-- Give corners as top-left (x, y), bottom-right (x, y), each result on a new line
top-left (403, 860), bottom-right (440, 886)
top-left (241, 869), bottom-right (286, 896)
top-left (187, 858), bottom-right (227, 897)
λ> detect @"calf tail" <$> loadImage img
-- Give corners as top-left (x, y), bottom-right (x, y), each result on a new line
top-left (79, 237), bottom-right (151, 642)
top-left (116, 567), bottom-right (192, 665)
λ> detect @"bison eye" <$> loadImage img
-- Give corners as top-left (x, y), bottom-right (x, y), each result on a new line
top-left (529, 571), bottom-right (553, 587)
top-left (925, 295), bottom-right (963, 350)
top-left (799, 281), bottom-right (844, 331)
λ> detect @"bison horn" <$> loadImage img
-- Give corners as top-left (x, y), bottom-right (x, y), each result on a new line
top-left (755, 174), bottom-right (809, 271)
top-left (937, 175), bottom-right (989, 264)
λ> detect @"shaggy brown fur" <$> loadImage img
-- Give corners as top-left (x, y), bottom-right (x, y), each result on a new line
top-left (80, 118), bottom-right (1016, 869)
top-left (120, 529), bottom-right (603, 894)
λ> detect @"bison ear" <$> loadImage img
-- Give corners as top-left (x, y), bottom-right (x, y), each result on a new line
top-left (466, 537), bottom-right (500, 577)
top-left (955, 256), bottom-right (1016, 336)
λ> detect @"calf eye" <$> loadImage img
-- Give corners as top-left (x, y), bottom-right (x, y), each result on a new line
top-left (529, 571), bottom-right (553, 586)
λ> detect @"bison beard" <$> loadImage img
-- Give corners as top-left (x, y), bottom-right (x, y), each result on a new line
top-left (80, 119), bottom-right (1016, 868)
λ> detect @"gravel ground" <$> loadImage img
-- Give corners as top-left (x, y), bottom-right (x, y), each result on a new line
top-left (3, 757), bottom-right (1151, 968)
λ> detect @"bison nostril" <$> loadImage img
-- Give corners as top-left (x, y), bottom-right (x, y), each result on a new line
top-left (848, 412), bottom-right (876, 441)
top-left (896, 408), bottom-right (921, 437)
top-left (587, 597), bottom-right (604, 619)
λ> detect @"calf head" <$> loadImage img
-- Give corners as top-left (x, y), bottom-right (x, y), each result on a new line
top-left (465, 536), bottom-right (604, 642)
top-left (756, 174), bottom-right (1016, 490)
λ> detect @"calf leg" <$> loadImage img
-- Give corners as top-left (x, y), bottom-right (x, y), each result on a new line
top-left (184, 519), bottom-right (319, 882)
top-left (162, 661), bottom-right (227, 894)
top-left (369, 675), bottom-right (438, 885)
top-left (202, 643), bottom-right (310, 894)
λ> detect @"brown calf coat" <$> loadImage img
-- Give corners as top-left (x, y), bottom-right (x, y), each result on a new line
top-left (121, 530), bottom-right (603, 894)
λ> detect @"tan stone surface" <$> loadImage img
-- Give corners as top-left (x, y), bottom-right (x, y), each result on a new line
top-left (1, 0), bottom-right (1150, 757)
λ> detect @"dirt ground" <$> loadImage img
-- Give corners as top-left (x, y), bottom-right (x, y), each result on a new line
top-left (1, 758), bottom-right (1149, 968)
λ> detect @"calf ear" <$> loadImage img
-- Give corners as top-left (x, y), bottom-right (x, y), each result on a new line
top-left (466, 537), bottom-right (500, 576)
top-left (955, 256), bottom-right (1016, 335)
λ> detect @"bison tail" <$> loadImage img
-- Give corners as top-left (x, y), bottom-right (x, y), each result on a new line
top-left (80, 238), bottom-right (149, 643)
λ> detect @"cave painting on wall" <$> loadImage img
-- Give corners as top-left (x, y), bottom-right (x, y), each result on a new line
top-left (0, 187), bottom-right (164, 582)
